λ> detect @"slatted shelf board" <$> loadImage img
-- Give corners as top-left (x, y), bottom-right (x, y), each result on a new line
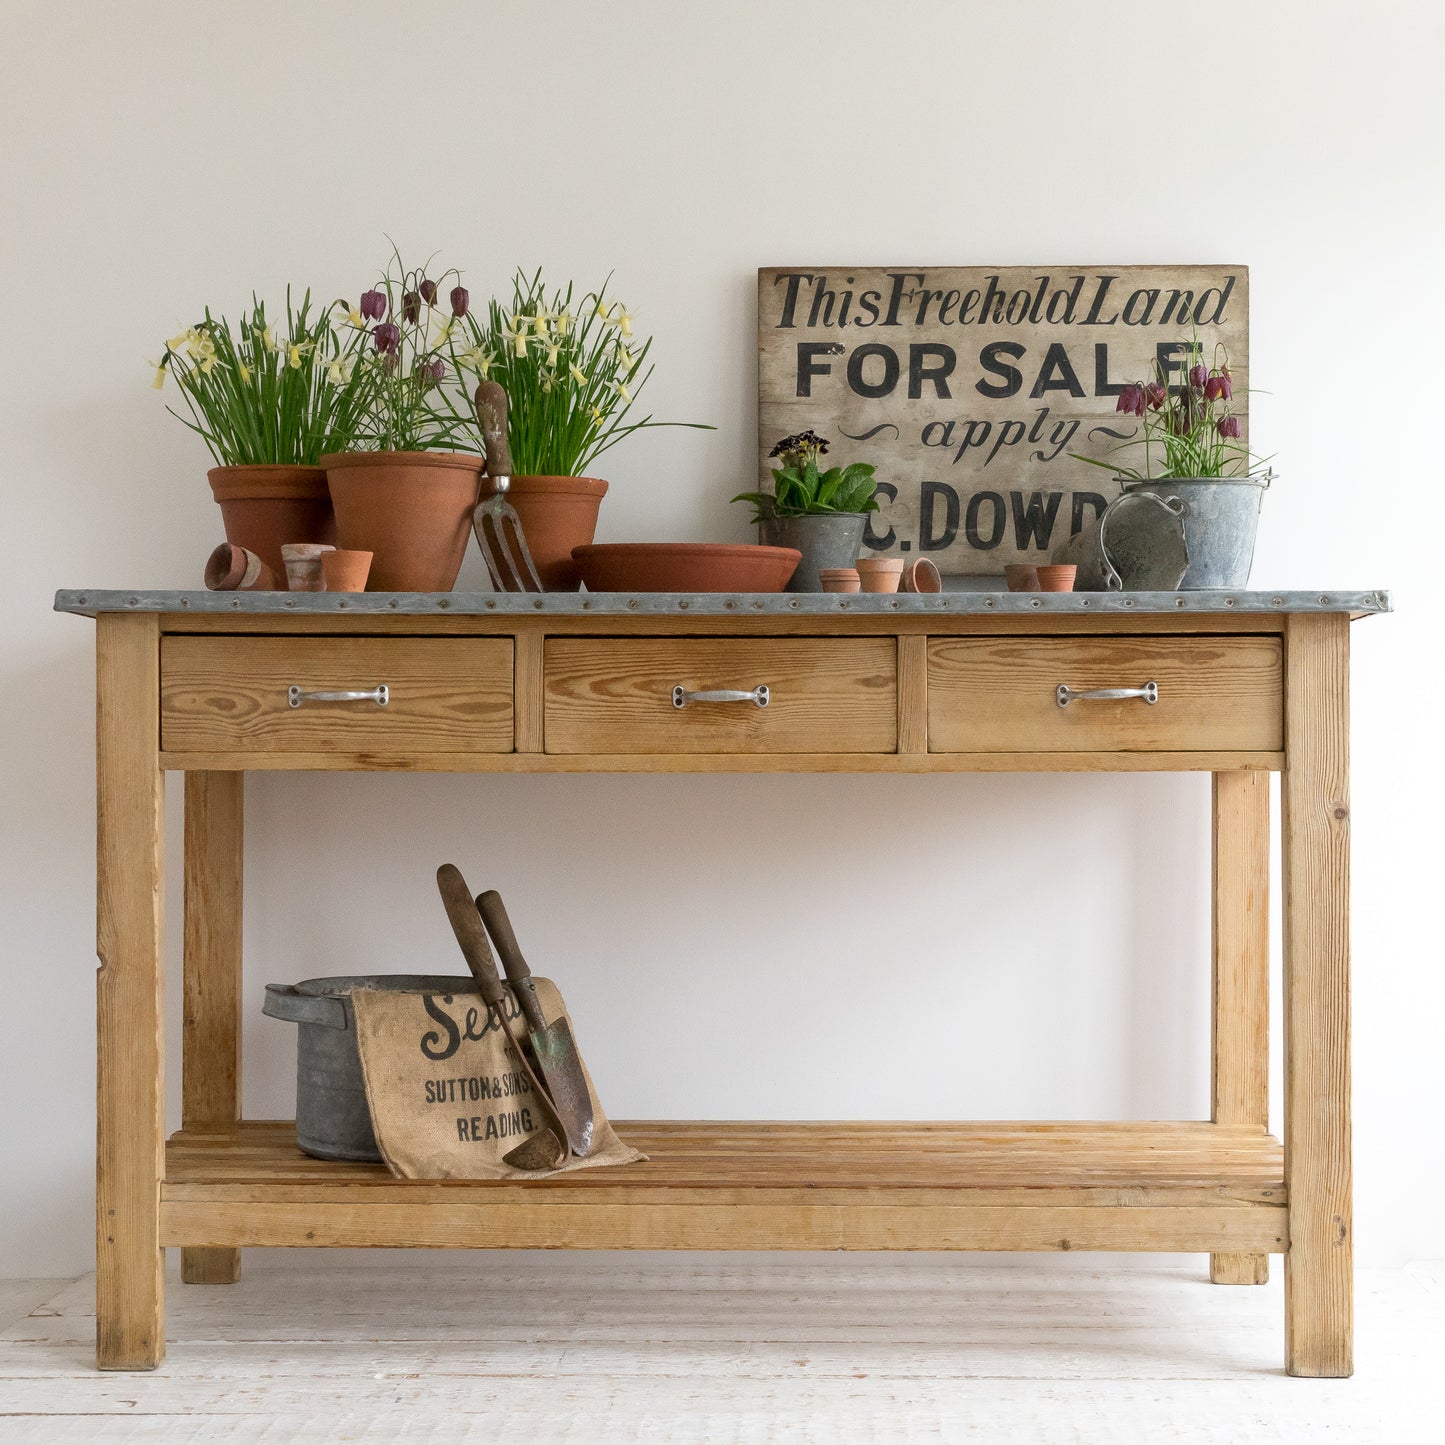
top-left (162, 1121), bottom-right (1287, 1255)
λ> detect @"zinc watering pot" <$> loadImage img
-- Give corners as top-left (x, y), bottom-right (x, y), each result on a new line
top-left (264, 975), bottom-right (478, 1161)
top-left (1122, 474), bottom-right (1271, 589)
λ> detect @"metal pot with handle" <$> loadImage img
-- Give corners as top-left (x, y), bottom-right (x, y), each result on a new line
top-left (263, 975), bottom-right (478, 1161)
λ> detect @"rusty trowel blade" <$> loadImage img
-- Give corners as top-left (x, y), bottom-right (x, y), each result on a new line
top-left (530, 1016), bottom-right (595, 1157)
top-left (475, 889), bottom-right (597, 1157)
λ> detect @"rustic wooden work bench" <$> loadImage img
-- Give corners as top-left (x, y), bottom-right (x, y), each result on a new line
top-left (57, 586), bottom-right (1388, 1376)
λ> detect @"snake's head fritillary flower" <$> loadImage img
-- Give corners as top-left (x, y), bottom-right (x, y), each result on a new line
top-left (450, 285), bottom-right (469, 318)
top-left (373, 322), bottom-right (400, 354)
top-left (1115, 384), bottom-right (1146, 418)
top-left (1205, 369), bottom-right (1234, 403)
top-left (419, 278), bottom-right (438, 306)
top-left (426, 358), bottom-right (446, 383)
top-left (1217, 413), bottom-right (1242, 439)
top-left (1189, 362), bottom-right (1208, 388)
top-left (402, 291), bottom-right (420, 325)
top-left (360, 290), bottom-right (386, 321)
top-left (1143, 381), bottom-right (1167, 410)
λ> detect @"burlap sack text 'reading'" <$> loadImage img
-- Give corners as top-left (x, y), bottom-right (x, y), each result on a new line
top-left (351, 978), bottom-right (643, 1180)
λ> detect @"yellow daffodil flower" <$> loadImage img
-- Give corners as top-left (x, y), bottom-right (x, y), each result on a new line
top-left (432, 320), bottom-right (453, 347)
top-left (595, 300), bottom-right (613, 322)
top-left (569, 364), bottom-right (588, 386)
top-left (555, 309), bottom-right (572, 337)
top-left (615, 345), bottom-right (635, 374)
top-left (257, 324), bottom-right (277, 352)
top-left (613, 306), bottom-right (635, 337)
top-left (613, 379), bottom-right (632, 402)
top-left (532, 307), bottom-right (553, 336)
top-left (588, 405), bottom-right (604, 425)
top-left (543, 341), bottom-right (561, 368)
top-left (238, 362), bottom-right (252, 384)
top-left (167, 328), bottom-right (192, 353)
top-left (149, 360), bottom-right (166, 390)
top-left (502, 321), bottom-right (529, 358)
top-left (541, 373), bottom-right (553, 394)
top-left (346, 308), bottom-right (365, 330)
top-left (198, 355), bottom-right (215, 375)
top-left (327, 356), bottom-right (355, 385)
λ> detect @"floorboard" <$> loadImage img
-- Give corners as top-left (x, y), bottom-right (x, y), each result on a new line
top-left (0, 1257), bottom-right (1437, 1442)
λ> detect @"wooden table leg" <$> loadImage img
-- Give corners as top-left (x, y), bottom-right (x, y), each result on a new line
top-left (1282, 614), bottom-right (1352, 1376)
top-left (96, 614), bottom-right (165, 1370)
top-left (180, 771), bottom-right (244, 1285)
top-left (1210, 769), bottom-right (1271, 1285)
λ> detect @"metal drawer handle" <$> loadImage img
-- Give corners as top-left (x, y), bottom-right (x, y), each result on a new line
top-left (1056, 681), bottom-right (1158, 708)
top-left (672, 684), bottom-right (769, 709)
top-left (288, 685), bottom-right (389, 709)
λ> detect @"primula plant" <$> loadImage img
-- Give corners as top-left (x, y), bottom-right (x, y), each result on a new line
top-left (342, 248), bottom-right (481, 453)
top-left (451, 268), bottom-right (711, 475)
top-left (731, 430), bottom-right (879, 522)
top-left (154, 292), bottom-right (371, 465)
top-left (1075, 342), bottom-right (1266, 481)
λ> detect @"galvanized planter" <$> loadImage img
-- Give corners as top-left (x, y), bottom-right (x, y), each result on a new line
top-left (264, 975), bottom-right (477, 1162)
top-left (1123, 475), bottom-right (1270, 589)
top-left (760, 512), bottom-right (867, 592)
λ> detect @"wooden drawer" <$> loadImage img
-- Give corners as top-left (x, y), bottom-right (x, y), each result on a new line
top-left (928, 635), bottom-right (1283, 753)
top-left (161, 636), bottom-right (514, 754)
top-left (544, 638), bottom-right (897, 754)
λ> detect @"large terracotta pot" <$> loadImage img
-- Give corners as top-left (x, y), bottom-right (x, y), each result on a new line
top-left (496, 475), bottom-right (608, 591)
top-left (207, 465), bottom-right (333, 587)
top-left (321, 451), bottom-right (485, 592)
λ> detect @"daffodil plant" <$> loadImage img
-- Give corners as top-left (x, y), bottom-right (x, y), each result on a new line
top-left (342, 248), bottom-right (481, 454)
top-left (154, 291), bottom-right (371, 466)
top-left (451, 268), bottom-right (711, 476)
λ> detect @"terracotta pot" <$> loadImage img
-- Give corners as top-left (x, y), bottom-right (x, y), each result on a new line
top-left (207, 465), bottom-right (333, 587)
top-left (571, 543), bottom-right (799, 593)
top-left (321, 549), bottom-right (373, 593)
top-left (322, 452), bottom-right (484, 592)
top-left (818, 567), bottom-right (861, 594)
top-left (855, 557), bottom-right (904, 594)
top-left (204, 543), bottom-right (279, 592)
top-left (497, 476), bottom-right (608, 591)
top-left (281, 543), bottom-right (334, 592)
top-left (1036, 564), bottom-right (1077, 593)
top-left (1005, 564), bottom-right (1041, 593)
top-left (900, 558), bottom-right (942, 594)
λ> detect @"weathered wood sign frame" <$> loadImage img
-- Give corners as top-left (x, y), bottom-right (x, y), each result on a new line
top-left (758, 265), bottom-right (1248, 573)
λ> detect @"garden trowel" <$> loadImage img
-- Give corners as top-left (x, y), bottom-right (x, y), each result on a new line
top-left (476, 888), bottom-right (597, 1158)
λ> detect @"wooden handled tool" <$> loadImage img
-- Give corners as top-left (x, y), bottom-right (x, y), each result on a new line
top-left (435, 864), bottom-right (567, 1168)
top-left (477, 889), bottom-right (597, 1158)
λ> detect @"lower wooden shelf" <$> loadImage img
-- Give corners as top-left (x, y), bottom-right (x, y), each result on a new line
top-left (163, 1120), bottom-right (1287, 1254)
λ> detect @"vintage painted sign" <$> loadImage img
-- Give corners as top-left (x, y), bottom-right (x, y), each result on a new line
top-left (757, 265), bottom-right (1248, 573)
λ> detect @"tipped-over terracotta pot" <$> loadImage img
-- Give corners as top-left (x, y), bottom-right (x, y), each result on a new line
top-left (322, 452), bottom-right (484, 592)
top-left (496, 476), bottom-right (608, 591)
top-left (207, 465), bottom-right (334, 586)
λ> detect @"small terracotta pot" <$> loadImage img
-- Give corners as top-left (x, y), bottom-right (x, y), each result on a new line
top-left (321, 549), bottom-right (373, 593)
top-left (205, 543), bottom-right (279, 592)
top-left (900, 558), bottom-right (942, 594)
top-left (207, 465), bottom-right (333, 588)
top-left (855, 557), bottom-right (904, 594)
top-left (322, 451), bottom-right (485, 592)
top-left (1036, 564), bottom-right (1077, 593)
top-left (818, 567), bottom-right (861, 594)
top-left (498, 475), bottom-right (609, 591)
top-left (281, 543), bottom-right (334, 592)
top-left (1005, 564), bottom-right (1041, 593)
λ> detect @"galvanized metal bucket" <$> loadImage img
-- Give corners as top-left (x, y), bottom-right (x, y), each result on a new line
top-left (760, 512), bottom-right (868, 592)
top-left (1123, 474), bottom-right (1270, 589)
top-left (263, 975), bottom-right (479, 1162)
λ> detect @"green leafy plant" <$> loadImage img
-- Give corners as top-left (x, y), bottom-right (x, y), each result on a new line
top-left (341, 247), bottom-right (482, 453)
top-left (452, 268), bottom-right (711, 475)
top-left (731, 430), bottom-right (879, 523)
top-left (1072, 340), bottom-right (1269, 481)
top-left (154, 291), bottom-right (370, 465)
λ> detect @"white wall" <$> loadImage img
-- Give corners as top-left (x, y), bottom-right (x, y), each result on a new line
top-left (1, 0), bottom-right (1438, 1276)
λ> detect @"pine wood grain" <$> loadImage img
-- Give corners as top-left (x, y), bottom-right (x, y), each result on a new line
top-left (896, 634), bottom-right (928, 754)
top-left (160, 636), bottom-right (514, 754)
top-left (95, 614), bottom-right (165, 1369)
top-left (544, 638), bottom-right (897, 754)
top-left (1282, 614), bottom-right (1352, 1376)
top-left (1210, 770), bottom-right (1272, 1286)
top-left (929, 635), bottom-right (1283, 752)
top-left (513, 628), bottom-right (545, 753)
top-left (158, 1121), bottom-right (1287, 1253)
top-left (180, 773), bottom-right (243, 1287)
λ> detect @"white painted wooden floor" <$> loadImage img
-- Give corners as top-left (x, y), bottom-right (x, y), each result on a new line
top-left (1, 1255), bottom-right (1439, 1442)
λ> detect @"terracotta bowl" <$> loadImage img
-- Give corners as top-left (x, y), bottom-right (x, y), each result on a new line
top-left (571, 543), bottom-right (801, 593)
